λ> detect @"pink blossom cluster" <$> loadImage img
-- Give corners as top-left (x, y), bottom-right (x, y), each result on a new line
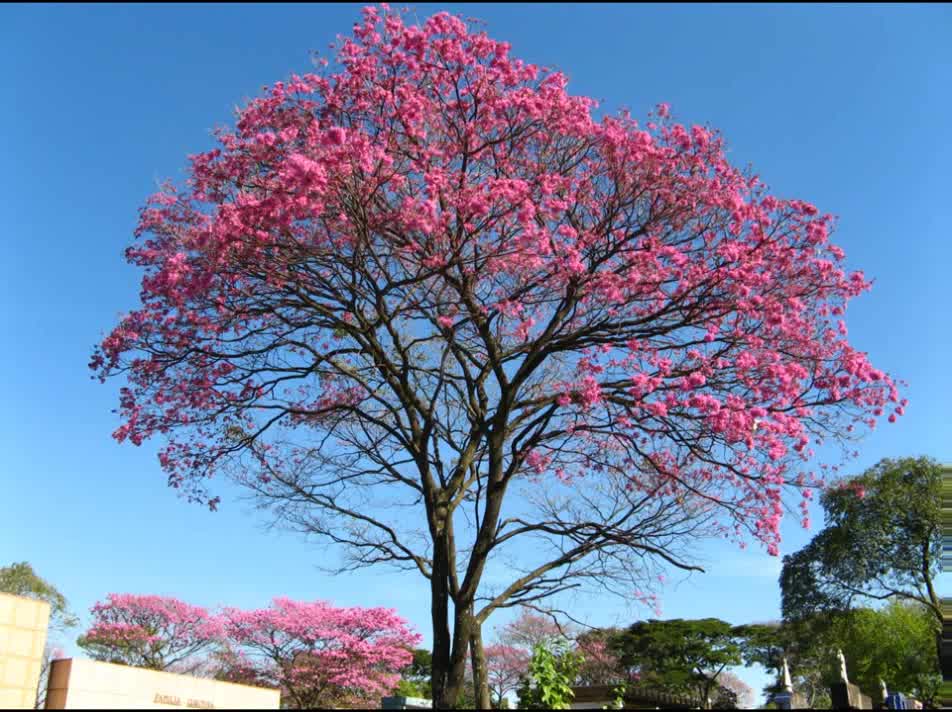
top-left (498, 608), bottom-right (567, 651)
top-left (79, 592), bottom-right (419, 706)
top-left (484, 644), bottom-right (531, 703)
top-left (79, 593), bottom-right (223, 670)
top-left (575, 637), bottom-right (627, 686)
top-left (91, 3), bottom-right (902, 558)
top-left (632, 588), bottom-right (663, 618)
top-left (219, 597), bottom-right (420, 706)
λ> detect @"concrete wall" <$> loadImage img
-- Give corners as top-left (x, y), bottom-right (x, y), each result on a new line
top-left (45, 658), bottom-right (280, 709)
top-left (0, 592), bottom-right (51, 709)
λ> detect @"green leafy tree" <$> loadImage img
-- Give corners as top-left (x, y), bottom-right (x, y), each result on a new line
top-left (0, 562), bottom-right (77, 631)
top-left (781, 457), bottom-right (941, 626)
top-left (833, 601), bottom-right (940, 706)
top-left (516, 643), bottom-right (583, 710)
top-left (734, 617), bottom-right (836, 708)
top-left (395, 648), bottom-right (434, 699)
top-left (393, 678), bottom-right (428, 700)
top-left (611, 618), bottom-right (742, 709)
top-left (737, 601), bottom-right (940, 708)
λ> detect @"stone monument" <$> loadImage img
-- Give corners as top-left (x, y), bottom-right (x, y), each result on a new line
top-left (770, 657), bottom-right (807, 710)
top-left (830, 650), bottom-right (873, 710)
top-left (838, 648), bottom-right (849, 684)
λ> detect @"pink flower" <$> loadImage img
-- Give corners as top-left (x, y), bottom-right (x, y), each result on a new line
top-left (646, 401), bottom-right (668, 417)
top-left (323, 127), bottom-right (346, 146)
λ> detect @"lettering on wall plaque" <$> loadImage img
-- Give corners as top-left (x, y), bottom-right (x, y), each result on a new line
top-left (153, 693), bottom-right (215, 708)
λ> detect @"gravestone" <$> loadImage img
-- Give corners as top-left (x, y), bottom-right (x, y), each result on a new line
top-left (830, 681), bottom-right (873, 710)
top-left (771, 690), bottom-right (809, 710)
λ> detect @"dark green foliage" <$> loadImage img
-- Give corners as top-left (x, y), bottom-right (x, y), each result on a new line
top-left (734, 616), bottom-right (838, 708)
top-left (610, 618), bottom-right (742, 705)
top-left (776, 457), bottom-right (942, 706)
top-left (396, 648), bottom-right (433, 699)
top-left (781, 457), bottom-right (941, 626)
top-left (0, 561), bottom-right (77, 631)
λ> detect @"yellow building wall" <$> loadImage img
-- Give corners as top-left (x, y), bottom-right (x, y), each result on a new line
top-left (0, 592), bottom-right (52, 709)
top-left (45, 658), bottom-right (280, 709)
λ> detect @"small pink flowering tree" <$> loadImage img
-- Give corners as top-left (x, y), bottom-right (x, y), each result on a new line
top-left (77, 593), bottom-right (223, 671)
top-left (716, 670), bottom-right (755, 709)
top-left (484, 644), bottom-right (531, 706)
top-left (92, 4), bottom-right (902, 706)
top-left (575, 636), bottom-right (626, 686)
top-left (219, 597), bottom-right (419, 708)
top-left (498, 608), bottom-right (573, 651)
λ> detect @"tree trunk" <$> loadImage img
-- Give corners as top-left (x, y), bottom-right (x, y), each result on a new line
top-left (437, 604), bottom-right (476, 708)
top-left (470, 622), bottom-right (492, 709)
top-left (430, 540), bottom-right (453, 708)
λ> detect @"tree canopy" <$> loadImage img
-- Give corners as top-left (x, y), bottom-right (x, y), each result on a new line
top-left (611, 618), bottom-right (742, 706)
top-left (781, 456), bottom-right (941, 625)
top-left (92, 5), bottom-right (902, 706)
top-left (0, 561), bottom-right (77, 632)
top-left (735, 616), bottom-right (838, 708)
top-left (831, 601), bottom-right (940, 707)
top-left (77, 593), bottom-right (223, 671)
top-left (219, 597), bottom-right (419, 708)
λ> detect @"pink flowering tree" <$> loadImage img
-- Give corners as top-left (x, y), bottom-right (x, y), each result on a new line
top-left (219, 597), bottom-right (419, 708)
top-left (715, 670), bottom-right (755, 709)
top-left (484, 644), bottom-right (530, 706)
top-left (498, 608), bottom-right (572, 652)
top-left (77, 593), bottom-right (223, 671)
top-left (575, 635), bottom-right (626, 686)
top-left (199, 642), bottom-right (268, 688)
top-left (92, 4), bottom-right (902, 706)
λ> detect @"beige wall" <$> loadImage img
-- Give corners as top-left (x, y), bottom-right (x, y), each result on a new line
top-left (0, 592), bottom-right (52, 709)
top-left (45, 658), bottom-right (280, 709)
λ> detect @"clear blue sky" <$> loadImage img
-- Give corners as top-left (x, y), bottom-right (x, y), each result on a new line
top-left (2, 3), bottom-right (950, 703)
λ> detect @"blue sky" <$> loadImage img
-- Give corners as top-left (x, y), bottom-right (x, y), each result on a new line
top-left (2, 2), bottom-right (950, 703)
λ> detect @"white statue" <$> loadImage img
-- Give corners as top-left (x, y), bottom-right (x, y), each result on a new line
top-left (837, 649), bottom-right (849, 684)
top-left (880, 679), bottom-right (889, 701)
top-left (781, 657), bottom-right (793, 693)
